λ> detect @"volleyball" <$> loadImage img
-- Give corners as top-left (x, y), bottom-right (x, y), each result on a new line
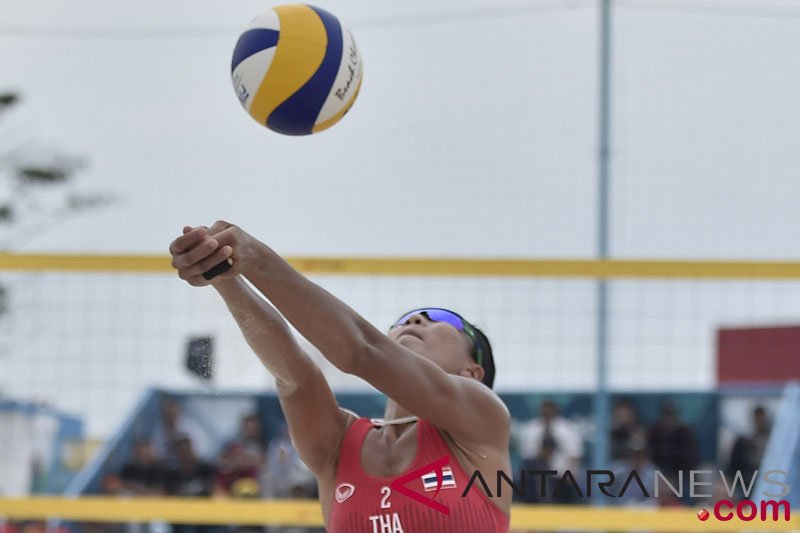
top-left (230, 4), bottom-right (363, 136)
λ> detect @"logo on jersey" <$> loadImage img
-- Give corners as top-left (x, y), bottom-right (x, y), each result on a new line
top-left (422, 466), bottom-right (456, 492)
top-left (390, 456), bottom-right (451, 515)
top-left (335, 482), bottom-right (356, 503)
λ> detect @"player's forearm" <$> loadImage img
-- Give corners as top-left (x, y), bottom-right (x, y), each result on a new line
top-left (243, 242), bottom-right (375, 374)
top-left (213, 276), bottom-right (316, 388)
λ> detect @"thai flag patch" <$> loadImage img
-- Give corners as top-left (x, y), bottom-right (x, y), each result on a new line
top-left (421, 466), bottom-right (456, 492)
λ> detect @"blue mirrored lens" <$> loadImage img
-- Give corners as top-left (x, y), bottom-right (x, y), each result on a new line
top-left (421, 309), bottom-right (465, 331)
top-left (392, 308), bottom-right (465, 331)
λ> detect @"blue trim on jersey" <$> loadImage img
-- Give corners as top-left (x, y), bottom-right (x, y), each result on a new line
top-left (266, 6), bottom-right (343, 135)
top-left (231, 28), bottom-right (280, 73)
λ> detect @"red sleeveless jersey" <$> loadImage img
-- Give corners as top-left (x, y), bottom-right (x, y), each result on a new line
top-left (327, 417), bottom-right (509, 533)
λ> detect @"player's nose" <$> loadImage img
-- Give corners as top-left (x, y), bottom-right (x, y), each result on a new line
top-left (400, 313), bottom-right (428, 327)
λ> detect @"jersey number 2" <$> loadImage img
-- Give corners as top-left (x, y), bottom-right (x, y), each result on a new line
top-left (380, 487), bottom-right (391, 509)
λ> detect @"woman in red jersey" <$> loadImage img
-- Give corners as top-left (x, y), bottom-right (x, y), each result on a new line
top-left (169, 222), bottom-right (511, 532)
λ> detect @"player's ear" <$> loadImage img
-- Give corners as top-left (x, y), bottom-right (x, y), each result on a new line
top-left (461, 363), bottom-right (484, 383)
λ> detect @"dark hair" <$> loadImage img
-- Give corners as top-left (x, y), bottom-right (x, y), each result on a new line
top-left (471, 324), bottom-right (495, 389)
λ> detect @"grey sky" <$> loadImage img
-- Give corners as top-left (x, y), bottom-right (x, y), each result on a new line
top-left (2, 0), bottom-right (797, 258)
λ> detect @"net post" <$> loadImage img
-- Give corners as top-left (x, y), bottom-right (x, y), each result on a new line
top-left (592, 0), bottom-right (614, 496)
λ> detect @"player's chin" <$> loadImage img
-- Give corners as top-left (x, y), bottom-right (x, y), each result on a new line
top-left (396, 334), bottom-right (424, 349)
top-left (395, 335), bottom-right (422, 346)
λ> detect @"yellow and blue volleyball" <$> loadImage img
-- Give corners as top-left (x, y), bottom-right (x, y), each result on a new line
top-left (231, 4), bottom-right (363, 136)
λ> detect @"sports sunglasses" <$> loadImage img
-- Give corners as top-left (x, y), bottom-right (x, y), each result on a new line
top-left (391, 307), bottom-right (484, 366)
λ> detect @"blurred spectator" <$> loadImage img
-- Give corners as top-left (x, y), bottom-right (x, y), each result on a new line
top-left (151, 396), bottom-right (210, 467)
top-left (216, 414), bottom-right (266, 498)
top-left (164, 436), bottom-right (216, 497)
top-left (262, 424), bottom-right (318, 533)
top-left (609, 436), bottom-right (656, 504)
top-left (515, 400), bottom-right (583, 474)
top-left (107, 440), bottom-right (166, 495)
top-left (517, 435), bottom-right (559, 504)
top-left (725, 405), bottom-right (771, 497)
top-left (164, 437), bottom-right (217, 533)
top-left (610, 398), bottom-right (646, 461)
top-left (646, 401), bottom-right (698, 478)
top-left (697, 470), bottom-right (739, 509)
top-left (654, 474), bottom-right (685, 508)
top-left (262, 424), bottom-right (314, 499)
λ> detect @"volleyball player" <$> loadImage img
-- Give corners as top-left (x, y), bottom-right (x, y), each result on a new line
top-left (169, 222), bottom-right (511, 532)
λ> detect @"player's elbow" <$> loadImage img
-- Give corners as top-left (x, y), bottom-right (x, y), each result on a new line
top-left (338, 338), bottom-right (371, 377)
top-left (275, 376), bottom-right (300, 396)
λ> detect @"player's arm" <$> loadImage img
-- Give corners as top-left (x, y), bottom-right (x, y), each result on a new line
top-left (251, 249), bottom-right (510, 450)
top-left (194, 222), bottom-right (509, 450)
top-left (169, 228), bottom-right (350, 475)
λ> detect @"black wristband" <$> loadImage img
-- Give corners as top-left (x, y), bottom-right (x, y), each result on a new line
top-left (202, 259), bottom-right (233, 280)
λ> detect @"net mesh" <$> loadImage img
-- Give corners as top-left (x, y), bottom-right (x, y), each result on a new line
top-left (2, 269), bottom-right (800, 437)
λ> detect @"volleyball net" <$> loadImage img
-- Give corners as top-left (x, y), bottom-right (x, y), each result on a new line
top-left (4, 254), bottom-right (800, 437)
